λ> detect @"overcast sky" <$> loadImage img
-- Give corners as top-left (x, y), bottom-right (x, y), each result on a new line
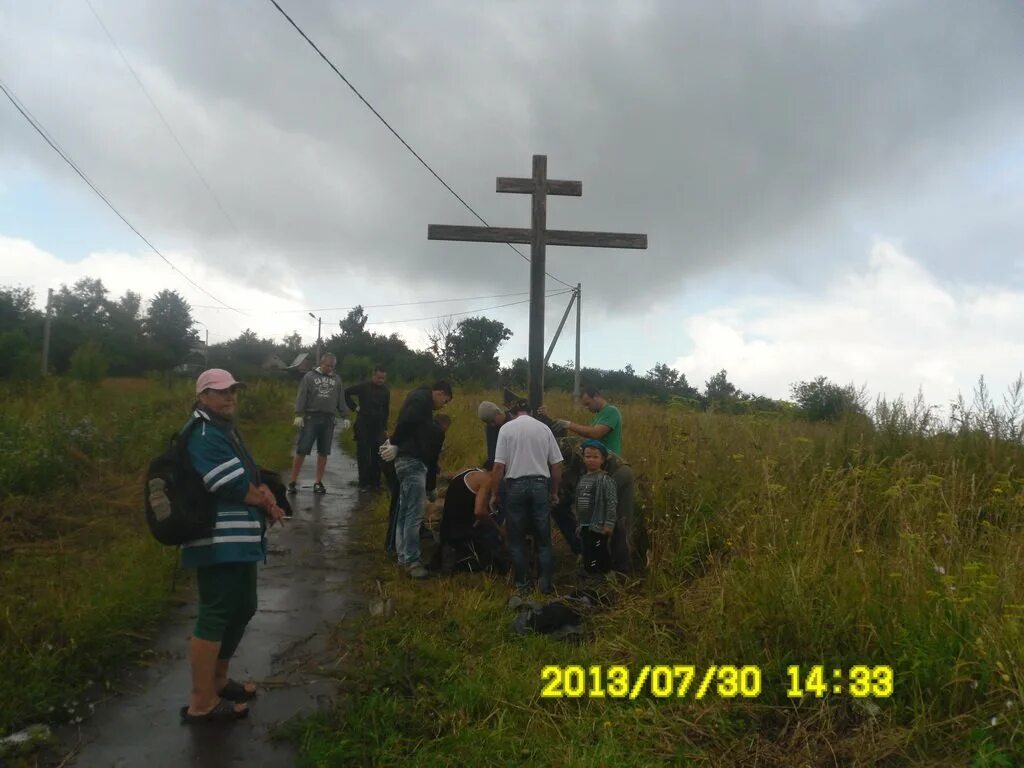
top-left (1, 0), bottom-right (1022, 406)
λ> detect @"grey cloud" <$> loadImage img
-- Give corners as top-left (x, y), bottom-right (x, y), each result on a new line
top-left (1, 0), bottom-right (1022, 307)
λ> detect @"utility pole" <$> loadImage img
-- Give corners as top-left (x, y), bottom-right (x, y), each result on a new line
top-left (544, 289), bottom-right (578, 367)
top-left (309, 312), bottom-right (322, 362)
top-left (41, 288), bottom-right (53, 376)
top-left (574, 282), bottom-right (581, 399)
top-left (194, 321), bottom-right (210, 367)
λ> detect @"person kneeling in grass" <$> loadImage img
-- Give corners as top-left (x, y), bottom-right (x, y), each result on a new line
top-left (575, 439), bottom-right (618, 576)
top-left (180, 369), bottom-right (286, 724)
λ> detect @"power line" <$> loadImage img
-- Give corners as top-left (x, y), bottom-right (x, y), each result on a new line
top-left (264, 0), bottom-right (576, 291)
top-left (193, 289), bottom-right (538, 314)
top-left (193, 288), bottom-right (571, 316)
top-left (364, 291), bottom-right (573, 326)
top-left (0, 76), bottom-right (244, 315)
top-left (84, 0), bottom-right (241, 235)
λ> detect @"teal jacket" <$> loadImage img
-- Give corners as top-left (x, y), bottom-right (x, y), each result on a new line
top-left (180, 407), bottom-right (266, 568)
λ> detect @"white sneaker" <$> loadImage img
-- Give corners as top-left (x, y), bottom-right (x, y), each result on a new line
top-left (407, 563), bottom-right (430, 580)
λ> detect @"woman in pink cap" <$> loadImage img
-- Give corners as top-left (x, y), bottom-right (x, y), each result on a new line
top-left (179, 368), bottom-right (285, 724)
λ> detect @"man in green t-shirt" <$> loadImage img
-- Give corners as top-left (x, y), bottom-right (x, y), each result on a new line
top-left (546, 386), bottom-right (622, 455)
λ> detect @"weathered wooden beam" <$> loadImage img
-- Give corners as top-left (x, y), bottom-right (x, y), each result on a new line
top-left (428, 225), bottom-right (648, 249)
top-left (496, 177), bottom-right (582, 196)
top-left (545, 230), bottom-right (648, 249)
top-left (427, 225), bottom-right (531, 244)
top-left (529, 154), bottom-right (548, 409)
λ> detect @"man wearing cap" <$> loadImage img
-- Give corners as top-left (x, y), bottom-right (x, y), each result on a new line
top-left (489, 399), bottom-right (563, 594)
top-left (180, 369), bottom-right (285, 724)
top-left (288, 353), bottom-right (351, 495)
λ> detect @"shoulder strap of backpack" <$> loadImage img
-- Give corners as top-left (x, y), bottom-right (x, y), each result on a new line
top-left (174, 413), bottom-right (206, 455)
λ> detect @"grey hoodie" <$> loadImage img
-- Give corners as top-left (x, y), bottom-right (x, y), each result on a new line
top-left (295, 368), bottom-right (350, 417)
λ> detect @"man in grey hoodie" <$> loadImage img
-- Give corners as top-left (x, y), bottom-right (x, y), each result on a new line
top-left (288, 353), bottom-right (351, 494)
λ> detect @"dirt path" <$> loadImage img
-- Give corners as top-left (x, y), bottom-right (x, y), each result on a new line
top-left (61, 440), bottom-right (370, 767)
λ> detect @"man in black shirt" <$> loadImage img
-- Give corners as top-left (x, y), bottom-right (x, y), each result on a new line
top-left (378, 381), bottom-right (453, 579)
top-left (344, 365), bottom-right (391, 490)
top-left (384, 414), bottom-right (449, 556)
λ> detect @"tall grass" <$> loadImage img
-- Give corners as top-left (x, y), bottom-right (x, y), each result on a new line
top-left (0, 377), bottom-right (294, 733)
top-left (296, 388), bottom-right (1024, 766)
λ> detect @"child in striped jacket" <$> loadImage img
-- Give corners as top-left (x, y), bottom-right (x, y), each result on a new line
top-left (574, 439), bottom-right (618, 575)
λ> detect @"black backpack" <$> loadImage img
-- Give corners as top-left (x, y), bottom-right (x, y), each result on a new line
top-left (144, 417), bottom-right (218, 545)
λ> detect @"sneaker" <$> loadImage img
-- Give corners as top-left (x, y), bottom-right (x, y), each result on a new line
top-left (313, 482), bottom-right (326, 495)
top-left (408, 563), bottom-right (430, 580)
top-left (287, 481), bottom-right (297, 495)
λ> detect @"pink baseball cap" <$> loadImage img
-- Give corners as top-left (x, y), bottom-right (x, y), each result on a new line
top-left (195, 368), bottom-right (247, 395)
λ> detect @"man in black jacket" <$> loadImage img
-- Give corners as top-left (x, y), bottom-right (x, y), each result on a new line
top-left (344, 366), bottom-right (391, 490)
top-left (378, 381), bottom-right (453, 579)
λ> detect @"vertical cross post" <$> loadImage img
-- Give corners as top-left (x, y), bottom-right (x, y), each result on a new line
top-left (529, 155), bottom-right (547, 409)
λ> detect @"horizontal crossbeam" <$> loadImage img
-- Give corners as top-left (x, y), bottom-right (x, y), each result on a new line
top-left (496, 177), bottom-right (582, 196)
top-left (427, 224), bottom-right (647, 249)
top-left (428, 225), bottom-right (530, 244)
top-left (547, 230), bottom-right (647, 249)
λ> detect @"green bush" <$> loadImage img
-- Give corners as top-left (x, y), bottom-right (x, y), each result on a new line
top-left (69, 342), bottom-right (108, 384)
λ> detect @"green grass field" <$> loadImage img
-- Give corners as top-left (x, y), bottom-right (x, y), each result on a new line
top-left (0, 377), bottom-right (294, 734)
top-left (293, 389), bottom-right (1024, 767)
top-left (4, 378), bottom-right (1022, 765)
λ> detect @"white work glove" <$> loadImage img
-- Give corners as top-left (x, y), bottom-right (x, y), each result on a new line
top-left (339, 418), bottom-right (351, 431)
top-left (378, 441), bottom-right (398, 462)
top-left (293, 416), bottom-right (304, 428)
top-left (555, 419), bottom-right (571, 430)
top-left (427, 489), bottom-right (437, 502)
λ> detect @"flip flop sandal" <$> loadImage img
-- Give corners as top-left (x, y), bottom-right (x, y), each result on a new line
top-left (180, 698), bottom-right (248, 724)
top-left (218, 679), bottom-right (258, 702)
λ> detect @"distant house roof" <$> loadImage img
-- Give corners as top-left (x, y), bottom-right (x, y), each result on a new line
top-left (262, 354), bottom-right (288, 370)
top-left (287, 352), bottom-right (313, 370)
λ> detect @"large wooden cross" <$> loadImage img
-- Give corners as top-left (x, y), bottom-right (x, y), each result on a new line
top-left (428, 154), bottom-right (647, 408)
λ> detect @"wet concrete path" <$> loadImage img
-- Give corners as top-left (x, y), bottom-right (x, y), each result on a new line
top-left (63, 437), bottom-right (368, 768)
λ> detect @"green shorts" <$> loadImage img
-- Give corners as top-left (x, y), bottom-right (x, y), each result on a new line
top-left (194, 561), bottom-right (258, 659)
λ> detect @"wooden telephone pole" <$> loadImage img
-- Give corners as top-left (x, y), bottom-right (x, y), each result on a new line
top-left (429, 155), bottom-right (646, 408)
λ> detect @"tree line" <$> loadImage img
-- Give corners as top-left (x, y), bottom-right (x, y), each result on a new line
top-left (0, 278), bottom-right (869, 422)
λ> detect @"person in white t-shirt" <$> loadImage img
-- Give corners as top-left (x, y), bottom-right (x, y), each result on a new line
top-left (489, 399), bottom-right (563, 594)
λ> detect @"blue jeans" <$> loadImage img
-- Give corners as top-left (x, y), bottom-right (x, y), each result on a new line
top-left (504, 476), bottom-right (553, 591)
top-left (395, 456), bottom-right (427, 566)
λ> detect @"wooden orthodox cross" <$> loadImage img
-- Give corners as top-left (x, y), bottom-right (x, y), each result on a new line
top-left (428, 154), bottom-right (647, 408)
